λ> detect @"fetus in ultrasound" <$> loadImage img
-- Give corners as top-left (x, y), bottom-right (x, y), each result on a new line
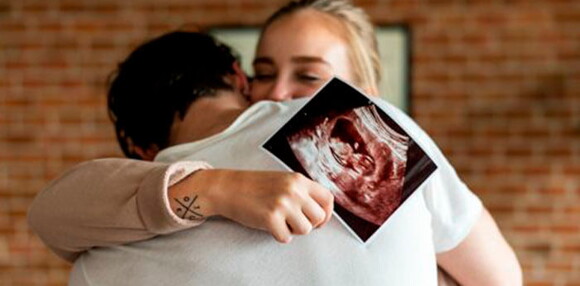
top-left (287, 105), bottom-right (409, 226)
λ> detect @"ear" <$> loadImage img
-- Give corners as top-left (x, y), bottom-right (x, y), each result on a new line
top-left (231, 61), bottom-right (250, 97)
top-left (134, 145), bottom-right (160, 161)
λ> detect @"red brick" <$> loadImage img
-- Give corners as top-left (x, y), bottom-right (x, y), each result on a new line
top-left (488, 204), bottom-right (515, 215)
top-left (476, 12), bottom-right (508, 26)
top-left (58, 1), bottom-right (84, 13)
top-left (417, 32), bottom-right (451, 45)
top-left (37, 22), bottom-right (64, 32)
top-left (92, 3), bottom-right (120, 14)
top-left (546, 261), bottom-right (574, 272)
top-left (519, 128), bottom-right (549, 139)
top-left (563, 205), bottom-right (580, 216)
top-left (524, 205), bottom-right (554, 215)
top-left (459, 72), bottom-right (490, 83)
top-left (558, 49), bottom-right (580, 61)
top-left (468, 146), bottom-right (494, 157)
top-left (555, 11), bottom-right (580, 23)
top-left (5, 61), bottom-right (29, 70)
top-left (447, 128), bottom-right (473, 139)
top-left (22, 3), bottom-right (49, 13)
top-left (512, 10), bottom-right (550, 24)
top-left (525, 282), bottom-right (553, 286)
top-left (505, 147), bottom-right (533, 157)
top-left (476, 53), bottom-right (508, 63)
top-left (504, 108), bottom-right (533, 120)
top-left (0, 3), bottom-right (10, 14)
top-left (499, 184), bottom-right (529, 194)
top-left (484, 164), bottom-right (513, 176)
top-left (0, 20), bottom-right (26, 31)
top-left (524, 242), bottom-right (553, 256)
top-left (513, 225), bottom-right (543, 233)
top-left (544, 147), bottom-right (573, 158)
top-left (549, 224), bottom-right (580, 233)
top-left (90, 40), bottom-right (116, 51)
top-left (522, 166), bottom-right (550, 176)
top-left (562, 243), bottom-right (580, 253)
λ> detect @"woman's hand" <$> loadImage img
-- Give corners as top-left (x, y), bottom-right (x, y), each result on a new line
top-left (169, 169), bottom-right (334, 243)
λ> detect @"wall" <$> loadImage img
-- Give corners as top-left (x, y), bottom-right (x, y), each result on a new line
top-left (0, 0), bottom-right (578, 285)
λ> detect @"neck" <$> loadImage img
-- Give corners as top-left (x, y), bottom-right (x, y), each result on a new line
top-left (169, 91), bottom-right (249, 146)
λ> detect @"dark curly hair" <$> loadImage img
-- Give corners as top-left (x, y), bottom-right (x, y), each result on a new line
top-left (107, 31), bottom-right (239, 159)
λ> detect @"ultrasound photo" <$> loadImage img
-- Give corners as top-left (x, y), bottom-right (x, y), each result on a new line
top-left (263, 78), bottom-right (437, 243)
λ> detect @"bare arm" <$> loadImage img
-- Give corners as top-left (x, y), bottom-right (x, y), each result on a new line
top-left (436, 208), bottom-right (523, 286)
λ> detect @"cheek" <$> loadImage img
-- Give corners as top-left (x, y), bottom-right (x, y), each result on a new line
top-left (249, 81), bottom-right (269, 103)
top-left (299, 83), bottom-right (325, 98)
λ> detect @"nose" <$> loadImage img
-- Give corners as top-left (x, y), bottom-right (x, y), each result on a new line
top-left (268, 80), bottom-right (292, 102)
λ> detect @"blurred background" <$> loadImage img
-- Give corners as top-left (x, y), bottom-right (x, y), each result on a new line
top-left (0, 0), bottom-right (578, 285)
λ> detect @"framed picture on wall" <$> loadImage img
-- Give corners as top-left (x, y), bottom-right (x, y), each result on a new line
top-left (210, 25), bottom-right (411, 113)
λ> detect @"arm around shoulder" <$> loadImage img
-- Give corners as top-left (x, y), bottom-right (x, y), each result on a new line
top-left (436, 208), bottom-right (523, 286)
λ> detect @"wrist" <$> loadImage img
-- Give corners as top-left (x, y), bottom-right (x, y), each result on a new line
top-left (168, 169), bottom-right (218, 220)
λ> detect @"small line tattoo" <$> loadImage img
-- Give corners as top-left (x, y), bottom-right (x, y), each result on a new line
top-left (173, 195), bottom-right (204, 220)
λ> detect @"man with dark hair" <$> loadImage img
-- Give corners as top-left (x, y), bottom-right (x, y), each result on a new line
top-left (107, 31), bottom-right (244, 160)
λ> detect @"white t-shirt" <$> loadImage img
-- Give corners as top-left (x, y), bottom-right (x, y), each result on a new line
top-left (69, 98), bottom-right (482, 286)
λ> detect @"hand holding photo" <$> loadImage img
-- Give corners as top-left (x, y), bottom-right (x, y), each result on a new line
top-left (263, 78), bottom-right (437, 243)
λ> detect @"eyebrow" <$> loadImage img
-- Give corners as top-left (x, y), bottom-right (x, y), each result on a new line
top-left (292, 56), bottom-right (330, 66)
top-left (252, 56), bottom-right (331, 66)
top-left (252, 57), bottom-right (274, 66)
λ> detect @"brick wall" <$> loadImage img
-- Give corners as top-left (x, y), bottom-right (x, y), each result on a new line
top-left (0, 0), bottom-right (578, 285)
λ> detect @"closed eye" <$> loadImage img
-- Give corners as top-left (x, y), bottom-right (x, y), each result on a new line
top-left (253, 73), bottom-right (275, 81)
top-left (298, 74), bottom-right (321, 82)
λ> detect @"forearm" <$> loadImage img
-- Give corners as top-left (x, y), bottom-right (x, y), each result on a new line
top-left (28, 158), bottom-right (210, 262)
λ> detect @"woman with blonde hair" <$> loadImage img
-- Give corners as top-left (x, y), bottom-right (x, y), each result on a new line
top-left (252, 0), bottom-right (381, 100)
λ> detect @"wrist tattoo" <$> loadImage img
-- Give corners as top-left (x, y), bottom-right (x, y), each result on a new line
top-left (173, 195), bottom-right (204, 221)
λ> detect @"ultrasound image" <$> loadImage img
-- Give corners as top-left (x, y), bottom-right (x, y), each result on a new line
top-left (287, 105), bottom-right (409, 226)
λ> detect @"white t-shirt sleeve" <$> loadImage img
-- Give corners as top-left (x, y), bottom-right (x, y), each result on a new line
top-left (375, 99), bottom-right (483, 253)
top-left (421, 149), bottom-right (483, 253)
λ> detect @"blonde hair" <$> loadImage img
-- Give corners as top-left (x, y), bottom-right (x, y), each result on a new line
top-left (263, 0), bottom-right (381, 94)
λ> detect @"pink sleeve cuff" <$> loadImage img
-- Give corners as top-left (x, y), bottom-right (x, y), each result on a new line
top-left (137, 161), bottom-right (212, 234)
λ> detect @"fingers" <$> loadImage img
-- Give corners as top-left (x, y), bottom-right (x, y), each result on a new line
top-left (301, 198), bottom-right (327, 229)
top-left (305, 181), bottom-right (334, 227)
top-left (268, 213), bottom-right (292, 244)
top-left (283, 173), bottom-right (334, 238)
top-left (213, 170), bottom-right (334, 244)
top-left (321, 196), bottom-right (334, 227)
top-left (286, 209), bottom-right (313, 235)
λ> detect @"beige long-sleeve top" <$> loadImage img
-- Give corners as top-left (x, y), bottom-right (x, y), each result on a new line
top-left (28, 158), bottom-right (210, 262)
